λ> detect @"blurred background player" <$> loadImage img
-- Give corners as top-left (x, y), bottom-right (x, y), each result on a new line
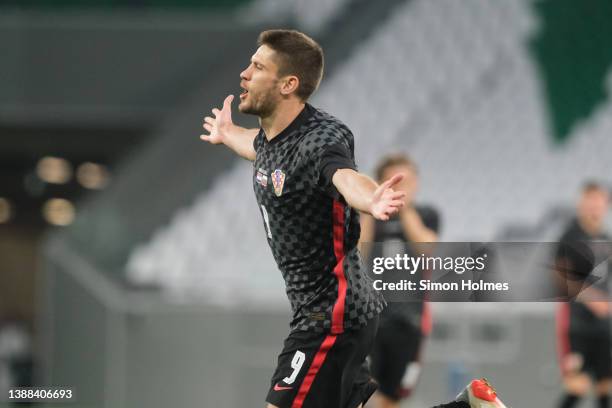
top-left (555, 182), bottom-right (611, 408)
top-left (360, 154), bottom-right (440, 408)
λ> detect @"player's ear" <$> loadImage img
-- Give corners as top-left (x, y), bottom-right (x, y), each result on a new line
top-left (280, 75), bottom-right (299, 96)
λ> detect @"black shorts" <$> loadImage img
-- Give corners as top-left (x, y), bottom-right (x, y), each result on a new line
top-left (566, 331), bottom-right (612, 381)
top-left (369, 319), bottom-right (425, 400)
top-left (266, 316), bottom-right (379, 408)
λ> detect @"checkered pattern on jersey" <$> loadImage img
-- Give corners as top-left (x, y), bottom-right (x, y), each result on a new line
top-left (252, 105), bottom-right (384, 333)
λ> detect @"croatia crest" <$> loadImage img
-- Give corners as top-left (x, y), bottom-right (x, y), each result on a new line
top-left (271, 169), bottom-right (285, 197)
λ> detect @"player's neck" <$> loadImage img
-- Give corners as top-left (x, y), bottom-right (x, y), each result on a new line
top-left (260, 99), bottom-right (305, 141)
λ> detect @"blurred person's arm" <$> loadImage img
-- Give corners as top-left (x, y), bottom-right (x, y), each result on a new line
top-left (554, 248), bottom-right (609, 316)
top-left (399, 206), bottom-right (438, 255)
top-left (200, 95), bottom-right (258, 161)
top-left (576, 287), bottom-right (610, 317)
top-left (359, 213), bottom-right (375, 260)
top-left (400, 206), bottom-right (439, 242)
top-left (332, 170), bottom-right (405, 220)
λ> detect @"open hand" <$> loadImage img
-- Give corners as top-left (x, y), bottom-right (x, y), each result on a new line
top-left (370, 174), bottom-right (406, 221)
top-left (200, 95), bottom-right (234, 145)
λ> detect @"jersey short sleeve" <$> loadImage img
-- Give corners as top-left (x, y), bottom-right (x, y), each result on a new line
top-left (253, 129), bottom-right (264, 152)
top-left (319, 142), bottom-right (356, 188)
top-left (299, 125), bottom-right (356, 199)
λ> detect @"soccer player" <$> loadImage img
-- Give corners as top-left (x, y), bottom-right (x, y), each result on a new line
top-left (360, 154), bottom-right (440, 408)
top-left (200, 29), bottom-right (508, 408)
top-left (555, 182), bottom-right (611, 408)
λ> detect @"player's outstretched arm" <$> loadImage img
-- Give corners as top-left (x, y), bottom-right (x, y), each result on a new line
top-left (332, 169), bottom-right (406, 221)
top-left (200, 94), bottom-right (258, 161)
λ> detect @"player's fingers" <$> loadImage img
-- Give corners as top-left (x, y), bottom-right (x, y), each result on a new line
top-left (222, 96), bottom-right (234, 124)
top-left (384, 190), bottom-right (406, 200)
top-left (381, 173), bottom-right (404, 190)
top-left (202, 118), bottom-right (214, 129)
top-left (385, 210), bottom-right (399, 219)
top-left (203, 123), bottom-right (212, 133)
top-left (212, 108), bottom-right (221, 117)
top-left (383, 206), bottom-right (401, 217)
top-left (222, 94), bottom-right (234, 111)
top-left (380, 193), bottom-right (404, 208)
top-left (387, 199), bottom-right (405, 208)
top-left (200, 134), bottom-right (211, 141)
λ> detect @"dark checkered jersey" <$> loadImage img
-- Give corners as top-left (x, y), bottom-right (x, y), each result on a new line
top-left (252, 104), bottom-right (385, 334)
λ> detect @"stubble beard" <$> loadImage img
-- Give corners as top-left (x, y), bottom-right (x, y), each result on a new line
top-left (238, 81), bottom-right (280, 119)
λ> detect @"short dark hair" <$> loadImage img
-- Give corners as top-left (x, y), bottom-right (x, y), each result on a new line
top-left (375, 154), bottom-right (417, 182)
top-left (582, 180), bottom-right (609, 194)
top-left (257, 29), bottom-right (324, 101)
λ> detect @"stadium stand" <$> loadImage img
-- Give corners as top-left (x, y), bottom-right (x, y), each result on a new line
top-left (239, 0), bottom-right (353, 33)
top-left (0, 0), bottom-right (252, 10)
top-left (126, 0), bottom-right (612, 300)
top-left (37, 1), bottom-right (612, 406)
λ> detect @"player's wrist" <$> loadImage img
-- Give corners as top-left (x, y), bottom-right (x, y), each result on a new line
top-left (220, 124), bottom-right (240, 147)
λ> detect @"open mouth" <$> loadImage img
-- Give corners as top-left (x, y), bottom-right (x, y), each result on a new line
top-left (240, 86), bottom-right (248, 99)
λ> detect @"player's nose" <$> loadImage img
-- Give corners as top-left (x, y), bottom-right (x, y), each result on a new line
top-left (240, 65), bottom-right (251, 81)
